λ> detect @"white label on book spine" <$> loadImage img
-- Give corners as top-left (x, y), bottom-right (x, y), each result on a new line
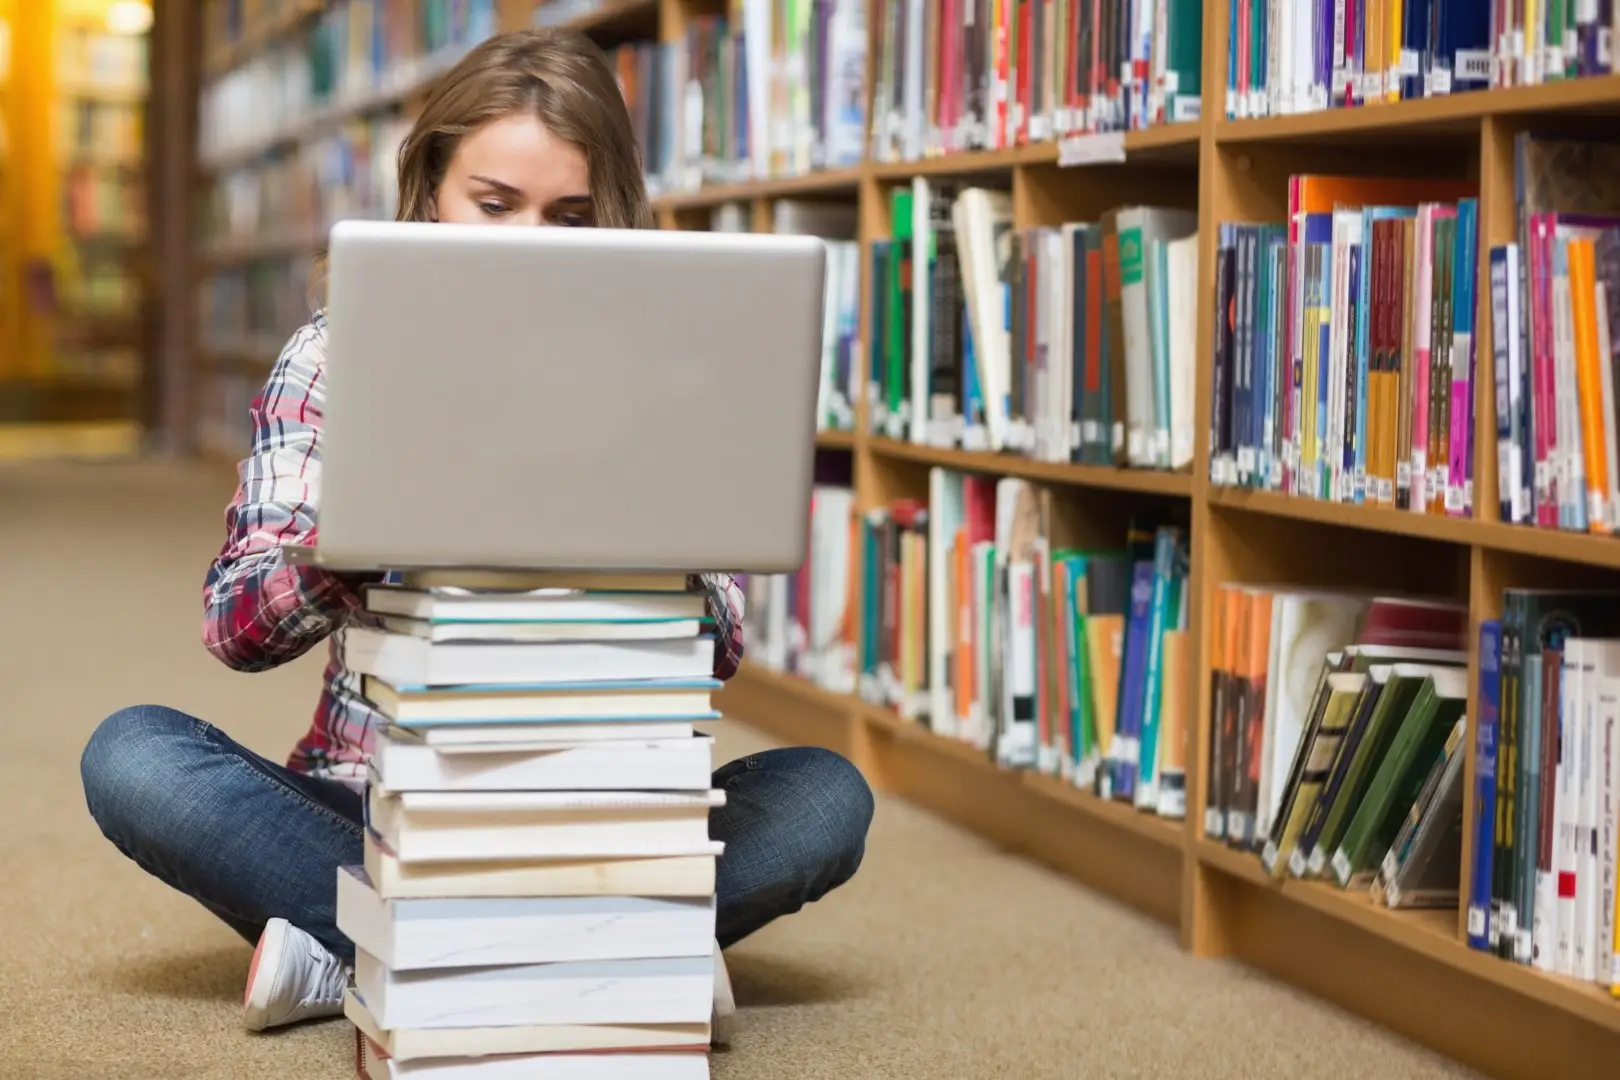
top-left (1330, 849), bottom-right (1352, 884)
top-left (1204, 807), bottom-right (1224, 837)
top-left (1468, 906), bottom-right (1486, 939)
top-left (1306, 847), bottom-right (1327, 877)
top-left (1057, 131), bottom-right (1126, 167)
top-left (1287, 848), bottom-right (1308, 878)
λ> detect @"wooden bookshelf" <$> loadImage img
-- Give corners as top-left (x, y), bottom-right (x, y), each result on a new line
top-left (183, 3), bottom-right (1620, 1077)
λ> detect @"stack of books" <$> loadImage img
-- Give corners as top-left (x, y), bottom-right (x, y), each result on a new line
top-left (334, 570), bottom-right (727, 1079)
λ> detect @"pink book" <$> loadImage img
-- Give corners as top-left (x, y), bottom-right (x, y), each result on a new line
top-left (1532, 214), bottom-right (1558, 528)
top-left (1410, 204), bottom-right (1434, 512)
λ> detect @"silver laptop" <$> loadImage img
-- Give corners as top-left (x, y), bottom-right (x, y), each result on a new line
top-left (286, 219), bottom-right (826, 574)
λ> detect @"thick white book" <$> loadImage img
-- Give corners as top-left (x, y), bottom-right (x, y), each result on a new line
top-left (366, 786), bottom-right (725, 863)
top-left (365, 585), bottom-right (708, 623)
top-left (345, 989), bottom-right (711, 1061)
top-left (354, 951), bottom-right (714, 1029)
top-left (364, 676), bottom-right (720, 726)
top-left (387, 719), bottom-right (700, 747)
top-left (360, 1038), bottom-right (709, 1080)
top-left (344, 627), bottom-right (714, 687)
top-left (369, 730), bottom-right (715, 792)
top-left (377, 614), bottom-right (705, 644)
top-left (336, 866), bottom-right (716, 971)
top-left (362, 834), bottom-right (723, 899)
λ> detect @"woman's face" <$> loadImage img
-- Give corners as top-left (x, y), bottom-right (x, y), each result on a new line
top-left (432, 113), bottom-right (594, 228)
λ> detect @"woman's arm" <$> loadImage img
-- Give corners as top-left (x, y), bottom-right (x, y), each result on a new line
top-left (202, 320), bottom-right (370, 672)
top-left (692, 572), bottom-right (746, 680)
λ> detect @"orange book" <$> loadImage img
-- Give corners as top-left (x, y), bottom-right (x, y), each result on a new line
top-left (1235, 589), bottom-right (1276, 845)
top-left (1086, 614), bottom-right (1124, 768)
top-left (1569, 237), bottom-right (1610, 532)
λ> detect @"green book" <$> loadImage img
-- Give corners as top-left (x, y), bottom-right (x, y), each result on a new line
top-left (1303, 662), bottom-right (1445, 876)
top-left (1331, 667), bottom-right (1469, 887)
top-left (1263, 670), bottom-right (1366, 879)
top-left (887, 187), bottom-right (913, 436)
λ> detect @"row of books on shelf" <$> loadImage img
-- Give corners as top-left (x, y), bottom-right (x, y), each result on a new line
top-left (1205, 587), bottom-right (1469, 909)
top-left (1207, 581), bottom-right (1620, 994)
top-left (332, 571), bottom-right (728, 1077)
top-left (868, 182), bottom-right (1198, 471)
top-left (1225, 0), bottom-right (1620, 120)
top-left (198, 0), bottom-right (498, 162)
top-left (868, 0), bottom-right (1203, 164)
top-left (205, 114), bottom-right (411, 249)
top-left (741, 464), bottom-right (1193, 816)
top-left (1207, 135), bottom-right (1620, 540)
top-left (539, 2), bottom-right (866, 196)
top-left (63, 165), bottom-right (145, 239)
top-left (59, 97), bottom-right (144, 163)
top-left (58, 23), bottom-right (148, 89)
top-left (1206, 177), bottom-right (1482, 510)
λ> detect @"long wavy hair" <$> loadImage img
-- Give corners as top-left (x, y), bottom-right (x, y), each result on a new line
top-left (312, 28), bottom-right (653, 306)
top-left (394, 28), bottom-right (654, 228)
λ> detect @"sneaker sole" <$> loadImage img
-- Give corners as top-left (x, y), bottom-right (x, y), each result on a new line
top-left (243, 919), bottom-right (289, 1032)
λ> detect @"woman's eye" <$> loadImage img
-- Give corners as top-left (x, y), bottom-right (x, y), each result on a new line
top-left (479, 201), bottom-right (509, 216)
top-left (556, 213), bottom-right (590, 228)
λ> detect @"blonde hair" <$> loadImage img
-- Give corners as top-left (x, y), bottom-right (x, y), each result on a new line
top-left (312, 29), bottom-right (653, 307)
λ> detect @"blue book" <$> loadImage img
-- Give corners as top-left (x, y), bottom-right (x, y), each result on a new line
top-left (1467, 618), bottom-right (1500, 952)
top-left (1109, 559), bottom-right (1157, 801)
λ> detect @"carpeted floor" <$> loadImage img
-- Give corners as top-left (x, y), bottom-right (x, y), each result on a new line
top-left (0, 459), bottom-right (1484, 1080)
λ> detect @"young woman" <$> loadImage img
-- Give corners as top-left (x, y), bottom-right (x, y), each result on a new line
top-left (78, 28), bottom-right (873, 1042)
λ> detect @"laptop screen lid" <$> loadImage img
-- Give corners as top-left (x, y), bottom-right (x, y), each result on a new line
top-left (308, 220), bottom-right (826, 574)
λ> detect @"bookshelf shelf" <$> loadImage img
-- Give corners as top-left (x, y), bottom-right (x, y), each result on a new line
top-left (815, 429), bottom-right (856, 450)
top-left (869, 437), bottom-right (1195, 496)
top-left (532, 0), bottom-right (661, 36)
top-left (1209, 487), bottom-right (1620, 570)
top-left (1197, 837), bottom-right (1620, 1036)
top-left (867, 123), bottom-right (1201, 180)
top-left (653, 168), bottom-right (865, 212)
top-left (201, 231), bottom-right (326, 266)
top-left (1020, 768), bottom-right (1186, 851)
top-left (1217, 77), bottom-right (1620, 145)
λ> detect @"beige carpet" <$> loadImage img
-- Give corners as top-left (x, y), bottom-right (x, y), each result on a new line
top-left (0, 460), bottom-right (1483, 1080)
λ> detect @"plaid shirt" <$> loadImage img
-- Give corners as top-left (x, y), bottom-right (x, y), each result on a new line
top-left (201, 313), bottom-right (746, 788)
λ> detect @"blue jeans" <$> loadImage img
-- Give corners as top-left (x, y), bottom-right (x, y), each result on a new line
top-left (79, 705), bottom-right (873, 963)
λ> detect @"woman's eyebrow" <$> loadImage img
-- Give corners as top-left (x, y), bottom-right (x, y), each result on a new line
top-left (553, 194), bottom-right (593, 205)
top-left (469, 175), bottom-right (524, 198)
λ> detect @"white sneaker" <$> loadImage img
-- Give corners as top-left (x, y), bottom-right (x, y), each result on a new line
top-left (243, 918), bottom-right (349, 1032)
top-left (712, 942), bottom-right (736, 1048)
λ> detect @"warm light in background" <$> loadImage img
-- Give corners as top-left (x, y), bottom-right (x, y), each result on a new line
top-left (104, 0), bottom-right (149, 36)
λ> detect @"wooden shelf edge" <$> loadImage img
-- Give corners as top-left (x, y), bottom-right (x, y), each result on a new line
top-left (867, 122), bottom-right (1201, 180)
top-left (1197, 840), bottom-right (1620, 1034)
top-left (853, 699), bottom-right (1186, 851)
top-left (815, 429), bottom-right (857, 450)
top-left (871, 437), bottom-right (1194, 496)
top-left (1209, 485), bottom-right (1620, 568)
top-left (1217, 76), bottom-right (1620, 144)
top-left (653, 167), bottom-right (864, 212)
